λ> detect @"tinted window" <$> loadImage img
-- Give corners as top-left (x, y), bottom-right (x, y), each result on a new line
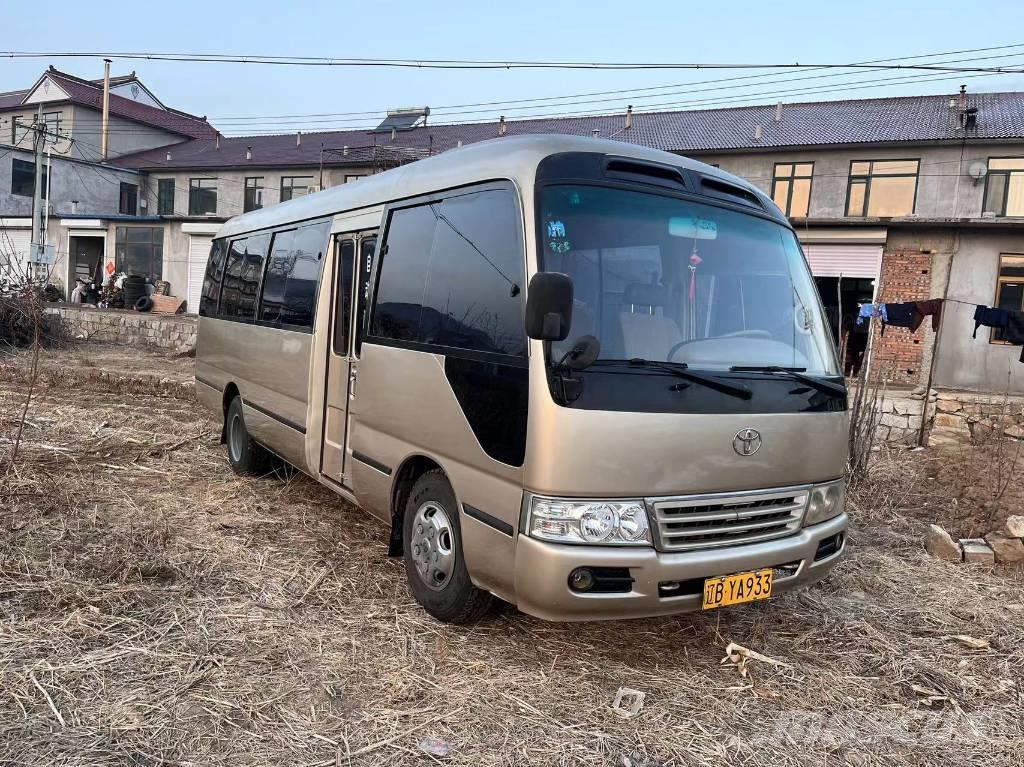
top-left (371, 205), bottom-right (436, 342)
top-left (333, 238), bottom-right (355, 355)
top-left (115, 226), bottom-right (163, 280)
top-left (370, 187), bottom-right (525, 356)
top-left (157, 178), bottom-right (175, 215)
top-left (356, 235), bottom-right (376, 351)
top-left (199, 239), bottom-right (228, 317)
top-left (258, 220), bottom-right (328, 330)
top-left (219, 233), bottom-right (269, 321)
top-left (421, 190), bottom-right (525, 355)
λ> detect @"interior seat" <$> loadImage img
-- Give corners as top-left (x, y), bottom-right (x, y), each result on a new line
top-left (618, 283), bottom-right (683, 362)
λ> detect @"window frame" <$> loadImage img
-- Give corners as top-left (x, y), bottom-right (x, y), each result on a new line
top-left (982, 157), bottom-right (1024, 217)
top-left (990, 252), bottom-right (1024, 344)
top-left (42, 111), bottom-right (62, 145)
top-left (770, 162), bottom-right (814, 217)
top-left (365, 179), bottom-right (528, 365)
top-left (188, 177), bottom-right (218, 216)
top-left (244, 176), bottom-right (265, 213)
top-left (11, 157), bottom-right (47, 198)
top-left (280, 175), bottom-right (315, 203)
top-left (157, 178), bottom-right (175, 215)
top-left (844, 159), bottom-right (920, 217)
top-left (114, 225), bottom-right (164, 280)
top-left (119, 182), bottom-right (139, 215)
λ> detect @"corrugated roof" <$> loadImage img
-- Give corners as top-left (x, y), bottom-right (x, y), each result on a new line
top-left (111, 90), bottom-right (1024, 171)
top-left (0, 68), bottom-right (217, 139)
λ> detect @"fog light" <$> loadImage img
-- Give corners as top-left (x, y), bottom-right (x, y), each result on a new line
top-left (568, 567), bottom-right (595, 592)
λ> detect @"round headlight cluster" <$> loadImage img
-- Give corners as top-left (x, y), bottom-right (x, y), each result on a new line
top-left (805, 481), bottom-right (846, 526)
top-left (529, 499), bottom-right (652, 546)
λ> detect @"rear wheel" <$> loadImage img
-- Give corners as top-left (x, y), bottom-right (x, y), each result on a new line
top-left (402, 470), bottom-right (493, 623)
top-left (225, 396), bottom-right (272, 476)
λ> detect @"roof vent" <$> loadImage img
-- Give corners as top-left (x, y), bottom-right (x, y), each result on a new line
top-left (457, 139), bottom-right (463, 148)
top-left (774, 102), bottom-right (783, 122)
top-left (592, 129), bottom-right (600, 137)
top-left (753, 124), bottom-right (764, 141)
top-left (373, 106), bottom-right (430, 133)
top-left (625, 105), bottom-right (633, 130)
top-left (166, 150), bottom-right (171, 161)
top-left (499, 116), bottom-right (507, 136)
top-left (215, 135), bottom-right (220, 150)
top-left (296, 131), bottom-right (301, 147)
top-left (246, 146), bottom-right (252, 161)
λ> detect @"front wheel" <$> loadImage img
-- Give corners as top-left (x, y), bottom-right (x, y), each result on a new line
top-left (402, 470), bottom-right (493, 623)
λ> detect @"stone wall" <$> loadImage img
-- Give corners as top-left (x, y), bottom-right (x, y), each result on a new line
top-left (46, 306), bottom-right (197, 354)
top-left (874, 388), bottom-right (934, 446)
top-left (932, 390), bottom-right (1024, 442)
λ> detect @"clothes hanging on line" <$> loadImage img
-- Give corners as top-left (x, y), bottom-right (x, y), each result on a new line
top-left (1005, 310), bottom-right (1024, 362)
top-left (880, 302), bottom-right (918, 335)
top-left (972, 305), bottom-right (1009, 338)
top-left (857, 303), bottom-right (887, 325)
top-left (911, 299), bottom-right (943, 332)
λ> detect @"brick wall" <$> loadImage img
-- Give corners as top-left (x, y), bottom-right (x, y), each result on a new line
top-left (870, 249), bottom-right (934, 386)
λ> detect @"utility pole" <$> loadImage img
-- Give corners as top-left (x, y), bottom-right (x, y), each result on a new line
top-left (30, 104), bottom-right (45, 273)
top-left (101, 58), bottom-right (112, 160)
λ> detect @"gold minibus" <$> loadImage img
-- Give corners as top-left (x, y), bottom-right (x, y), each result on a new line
top-left (196, 134), bottom-right (848, 622)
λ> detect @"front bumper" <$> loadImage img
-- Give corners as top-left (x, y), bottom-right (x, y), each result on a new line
top-left (512, 513), bottom-right (848, 621)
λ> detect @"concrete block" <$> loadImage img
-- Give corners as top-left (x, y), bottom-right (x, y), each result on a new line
top-left (960, 539), bottom-right (995, 564)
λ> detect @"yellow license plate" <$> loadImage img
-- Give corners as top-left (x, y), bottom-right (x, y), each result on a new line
top-left (702, 568), bottom-right (774, 610)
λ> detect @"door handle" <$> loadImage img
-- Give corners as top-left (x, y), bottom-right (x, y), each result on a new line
top-left (349, 368), bottom-right (357, 399)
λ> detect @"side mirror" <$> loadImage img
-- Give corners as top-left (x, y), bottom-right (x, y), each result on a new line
top-left (525, 272), bottom-right (573, 341)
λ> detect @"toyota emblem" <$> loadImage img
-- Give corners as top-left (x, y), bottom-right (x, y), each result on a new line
top-left (733, 428), bottom-right (762, 456)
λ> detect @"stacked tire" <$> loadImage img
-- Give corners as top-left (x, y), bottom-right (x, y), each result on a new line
top-left (122, 275), bottom-right (147, 309)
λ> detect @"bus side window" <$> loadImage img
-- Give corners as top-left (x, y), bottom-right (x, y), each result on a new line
top-left (355, 235), bottom-right (376, 354)
top-left (199, 239), bottom-right (228, 317)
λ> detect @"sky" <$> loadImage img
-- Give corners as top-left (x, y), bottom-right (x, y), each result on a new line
top-left (6, 0), bottom-right (1024, 136)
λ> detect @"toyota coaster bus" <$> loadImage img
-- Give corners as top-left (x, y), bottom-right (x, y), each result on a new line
top-left (196, 135), bottom-right (848, 623)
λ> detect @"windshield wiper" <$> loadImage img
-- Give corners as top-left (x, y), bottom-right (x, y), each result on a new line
top-left (729, 366), bottom-right (846, 396)
top-left (592, 358), bottom-right (752, 400)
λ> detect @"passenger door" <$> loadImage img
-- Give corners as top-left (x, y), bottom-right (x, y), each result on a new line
top-left (320, 230), bottom-right (376, 485)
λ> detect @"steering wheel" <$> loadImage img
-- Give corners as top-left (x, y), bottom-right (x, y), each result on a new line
top-left (667, 330), bottom-right (773, 362)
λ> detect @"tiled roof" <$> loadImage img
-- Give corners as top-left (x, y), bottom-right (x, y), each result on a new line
top-left (112, 90), bottom-right (1024, 171)
top-left (0, 68), bottom-right (217, 139)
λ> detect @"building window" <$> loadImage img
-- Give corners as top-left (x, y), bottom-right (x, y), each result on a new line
top-left (115, 226), bottom-right (164, 280)
top-left (11, 158), bottom-right (47, 197)
top-left (983, 158), bottom-right (1024, 217)
top-left (119, 182), bottom-right (138, 215)
top-left (12, 116), bottom-right (33, 145)
top-left (157, 178), bottom-right (175, 215)
top-left (281, 176), bottom-right (314, 202)
top-left (845, 160), bottom-right (919, 217)
top-left (771, 163), bottom-right (813, 217)
top-left (188, 178), bottom-right (218, 215)
top-left (244, 176), bottom-right (265, 212)
top-left (992, 253), bottom-right (1024, 342)
top-left (42, 112), bottom-right (62, 145)
top-left (344, 174), bottom-right (365, 184)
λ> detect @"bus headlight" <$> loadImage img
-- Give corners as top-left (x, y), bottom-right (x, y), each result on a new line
top-left (528, 498), bottom-right (652, 546)
top-left (804, 480), bottom-right (846, 526)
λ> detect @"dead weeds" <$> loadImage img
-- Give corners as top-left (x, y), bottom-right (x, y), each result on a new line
top-left (1, 346), bottom-right (1023, 766)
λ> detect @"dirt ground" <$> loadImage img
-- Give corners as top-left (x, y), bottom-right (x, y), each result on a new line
top-left (1, 343), bottom-right (1023, 766)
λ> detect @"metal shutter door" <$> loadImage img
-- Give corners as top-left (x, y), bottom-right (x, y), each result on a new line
top-left (803, 244), bottom-right (882, 279)
top-left (1, 229), bottom-right (31, 281)
top-left (187, 235), bottom-right (213, 314)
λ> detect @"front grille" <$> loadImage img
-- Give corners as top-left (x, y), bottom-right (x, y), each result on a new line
top-left (651, 487), bottom-right (808, 552)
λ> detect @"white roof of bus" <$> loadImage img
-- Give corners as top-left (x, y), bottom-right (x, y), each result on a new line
top-left (214, 133), bottom-right (772, 240)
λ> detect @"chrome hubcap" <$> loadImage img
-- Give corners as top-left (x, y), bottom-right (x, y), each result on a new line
top-left (228, 412), bottom-right (244, 462)
top-left (410, 501), bottom-right (456, 591)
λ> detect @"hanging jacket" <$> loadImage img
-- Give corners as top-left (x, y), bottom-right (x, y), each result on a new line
top-left (973, 305), bottom-right (1010, 338)
top-left (856, 303), bottom-right (887, 325)
top-left (911, 299), bottom-right (943, 332)
top-left (881, 302), bottom-right (918, 336)
top-left (1005, 311), bottom-right (1024, 362)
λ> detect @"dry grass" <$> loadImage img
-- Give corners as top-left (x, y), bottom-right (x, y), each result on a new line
top-left (2, 345), bottom-right (1023, 766)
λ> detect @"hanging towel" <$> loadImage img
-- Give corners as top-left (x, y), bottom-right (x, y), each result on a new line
top-left (972, 305), bottom-right (1010, 338)
top-left (911, 299), bottom-right (943, 332)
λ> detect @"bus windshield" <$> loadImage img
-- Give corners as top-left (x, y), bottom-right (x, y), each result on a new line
top-left (539, 184), bottom-right (839, 377)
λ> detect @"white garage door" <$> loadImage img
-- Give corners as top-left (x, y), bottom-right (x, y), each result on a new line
top-left (187, 235), bottom-right (213, 314)
top-left (1, 229), bottom-right (31, 281)
top-left (803, 244), bottom-right (882, 279)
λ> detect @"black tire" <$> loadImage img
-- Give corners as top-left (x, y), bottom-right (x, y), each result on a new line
top-left (134, 296), bottom-right (154, 312)
top-left (224, 396), bottom-right (273, 476)
top-left (402, 470), bottom-right (493, 623)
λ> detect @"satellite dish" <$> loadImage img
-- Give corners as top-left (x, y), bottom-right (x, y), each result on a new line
top-left (968, 161), bottom-right (988, 180)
